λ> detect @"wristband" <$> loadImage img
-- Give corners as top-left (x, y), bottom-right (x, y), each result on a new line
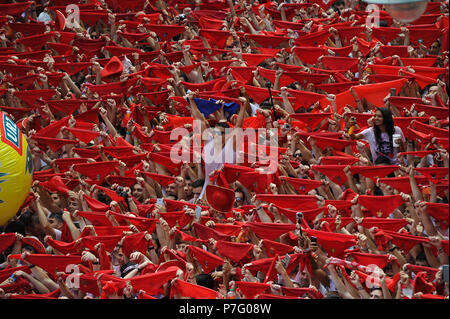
top-left (126, 131), bottom-right (131, 135)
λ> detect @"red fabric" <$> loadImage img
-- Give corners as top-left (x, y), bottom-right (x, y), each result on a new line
top-left (413, 271), bottom-right (435, 294)
top-left (320, 156), bottom-right (360, 166)
top-left (25, 254), bottom-right (82, 276)
top-left (199, 29), bottom-right (231, 48)
top-left (193, 222), bottom-right (231, 242)
top-left (384, 230), bottom-right (430, 254)
top-left (407, 264), bottom-right (439, 279)
top-left (360, 217), bottom-right (409, 232)
top-left (65, 127), bottom-right (100, 144)
top-left (76, 211), bottom-right (113, 226)
top-left (82, 194), bottom-right (110, 212)
top-left (235, 281), bottom-right (270, 299)
top-left (412, 120), bottom-right (449, 139)
top-left (425, 203), bottom-right (449, 228)
top-left (279, 176), bottom-right (322, 194)
top-left (245, 222), bottom-right (296, 241)
top-left (39, 175), bottom-right (71, 195)
top-left (188, 245), bottom-right (225, 273)
top-left (305, 229), bottom-right (357, 258)
top-left (46, 237), bottom-right (79, 255)
top-left (289, 112), bottom-right (332, 129)
top-left (352, 79), bottom-right (408, 109)
top-left (311, 165), bottom-right (348, 186)
top-left (312, 136), bottom-right (355, 151)
top-left (215, 240), bottom-right (254, 263)
top-left (254, 194), bottom-right (318, 210)
top-left (245, 33), bottom-right (289, 48)
top-left (261, 239), bottom-right (294, 257)
top-left (292, 47), bottom-right (328, 65)
top-left (294, 30), bottom-right (330, 47)
top-left (53, 62), bottom-right (93, 76)
top-left (357, 195), bottom-right (404, 218)
top-left (413, 104), bottom-right (449, 120)
top-left (121, 232), bottom-right (150, 258)
top-left (0, 233), bottom-right (16, 253)
top-left (348, 252), bottom-right (392, 269)
top-left (321, 56), bottom-right (359, 72)
top-left (14, 89), bottom-right (56, 107)
top-left (170, 279), bottom-right (220, 299)
top-left (350, 165), bottom-right (399, 182)
top-left (241, 53), bottom-right (274, 67)
top-left (275, 205), bottom-right (325, 224)
top-left (263, 253), bottom-right (279, 283)
top-left (242, 84), bottom-right (279, 104)
top-left (140, 171), bottom-right (176, 187)
top-left (414, 167), bottom-right (449, 184)
top-left (284, 71), bottom-right (330, 85)
top-left (72, 161), bottom-right (119, 182)
top-left (285, 89), bottom-right (326, 110)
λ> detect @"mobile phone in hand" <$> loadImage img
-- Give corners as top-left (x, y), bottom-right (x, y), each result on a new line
top-left (195, 206), bottom-right (202, 219)
top-left (156, 198), bottom-right (164, 206)
top-left (443, 264), bottom-right (449, 283)
top-left (311, 236), bottom-right (317, 246)
top-left (390, 88), bottom-right (396, 96)
top-left (283, 253), bottom-right (291, 269)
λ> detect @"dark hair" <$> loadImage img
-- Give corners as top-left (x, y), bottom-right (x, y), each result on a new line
top-left (48, 212), bottom-right (63, 224)
top-left (120, 261), bottom-right (136, 278)
top-left (370, 286), bottom-right (382, 293)
top-left (191, 179), bottom-right (205, 188)
top-left (259, 99), bottom-right (273, 110)
top-left (373, 107), bottom-right (395, 154)
top-left (195, 274), bottom-right (215, 290)
top-left (3, 220), bottom-right (26, 236)
top-left (416, 250), bottom-right (427, 262)
top-left (19, 211), bottom-right (39, 229)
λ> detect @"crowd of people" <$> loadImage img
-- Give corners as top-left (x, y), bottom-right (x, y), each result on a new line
top-left (0, 0), bottom-right (448, 300)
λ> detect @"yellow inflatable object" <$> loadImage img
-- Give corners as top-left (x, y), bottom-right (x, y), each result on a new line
top-left (0, 112), bottom-right (33, 226)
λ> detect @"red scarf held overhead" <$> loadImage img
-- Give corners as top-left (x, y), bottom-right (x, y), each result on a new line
top-left (360, 217), bottom-right (408, 233)
top-left (76, 211), bottom-right (113, 227)
top-left (72, 161), bottom-right (119, 182)
top-left (357, 194), bottom-right (404, 218)
top-left (348, 251), bottom-right (397, 269)
top-left (383, 230), bottom-right (430, 254)
top-left (215, 240), bottom-right (254, 263)
top-left (305, 229), bottom-right (357, 258)
top-left (244, 222), bottom-right (296, 241)
top-left (235, 281), bottom-right (270, 299)
top-left (311, 165), bottom-right (348, 186)
top-left (199, 29), bottom-right (231, 48)
top-left (414, 167), bottom-right (449, 184)
top-left (254, 194), bottom-right (318, 210)
top-left (121, 232), bottom-right (150, 258)
top-left (280, 176), bottom-right (323, 194)
top-left (261, 239), bottom-right (294, 257)
top-left (193, 222), bottom-right (231, 242)
top-left (170, 279), bottom-right (220, 299)
top-left (187, 245), bottom-right (225, 274)
top-left (291, 46), bottom-right (329, 65)
top-left (349, 165), bottom-right (399, 182)
top-left (425, 203), bottom-right (449, 227)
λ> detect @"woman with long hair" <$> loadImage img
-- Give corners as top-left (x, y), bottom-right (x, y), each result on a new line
top-left (351, 107), bottom-right (406, 165)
